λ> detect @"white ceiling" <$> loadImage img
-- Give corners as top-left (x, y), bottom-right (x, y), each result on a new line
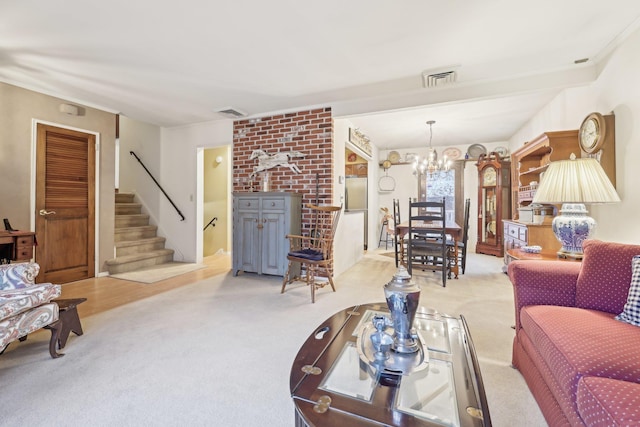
top-left (2, 1), bottom-right (640, 149)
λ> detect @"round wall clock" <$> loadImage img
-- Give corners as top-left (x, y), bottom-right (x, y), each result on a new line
top-left (579, 112), bottom-right (608, 154)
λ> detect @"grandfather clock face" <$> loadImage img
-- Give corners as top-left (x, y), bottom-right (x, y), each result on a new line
top-left (482, 166), bottom-right (497, 186)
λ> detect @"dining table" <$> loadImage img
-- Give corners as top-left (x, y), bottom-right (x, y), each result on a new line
top-left (395, 220), bottom-right (462, 279)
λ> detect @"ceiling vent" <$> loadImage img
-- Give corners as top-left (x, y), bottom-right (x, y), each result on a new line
top-left (422, 68), bottom-right (458, 88)
top-left (216, 107), bottom-right (248, 118)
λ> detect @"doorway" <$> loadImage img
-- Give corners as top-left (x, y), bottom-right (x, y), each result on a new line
top-left (197, 145), bottom-right (232, 263)
top-left (35, 123), bottom-right (96, 283)
top-left (344, 148), bottom-right (369, 250)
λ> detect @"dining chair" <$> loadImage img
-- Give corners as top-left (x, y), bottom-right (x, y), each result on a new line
top-left (447, 198), bottom-right (471, 274)
top-left (378, 207), bottom-right (394, 250)
top-left (281, 204), bottom-right (342, 303)
top-left (392, 199), bottom-right (403, 267)
top-left (407, 198), bottom-right (451, 287)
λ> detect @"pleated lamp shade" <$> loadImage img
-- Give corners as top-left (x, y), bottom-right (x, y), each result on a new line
top-left (533, 155), bottom-right (620, 204)
top-left (530, 154), bottom-right (620, 259)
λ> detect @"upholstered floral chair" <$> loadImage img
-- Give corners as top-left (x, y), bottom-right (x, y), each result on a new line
top-left (0, 262), bottom-right (62, 358)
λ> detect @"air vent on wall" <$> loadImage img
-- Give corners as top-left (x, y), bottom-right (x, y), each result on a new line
top-left (422, 68), bottom-right (458, 88)
top-left (216, 107), bottom-right (248, 118)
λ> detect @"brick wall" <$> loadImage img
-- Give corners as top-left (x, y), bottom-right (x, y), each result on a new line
top-left (233, 107), bottom-right (334, 233)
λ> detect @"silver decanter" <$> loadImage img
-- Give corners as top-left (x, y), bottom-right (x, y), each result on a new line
top-left (383, 266), bottom-right (421, 353)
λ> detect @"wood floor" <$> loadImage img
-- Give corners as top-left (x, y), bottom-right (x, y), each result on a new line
top-left (59, 254), bottom-right (231, 318)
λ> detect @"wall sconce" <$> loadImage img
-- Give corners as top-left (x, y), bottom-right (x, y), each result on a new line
top-left (215, 156), bottom-right (223, 165)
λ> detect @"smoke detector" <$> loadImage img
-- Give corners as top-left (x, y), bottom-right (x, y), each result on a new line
top-left (422, 67), bottom-right (459, 88)
top-left (216, 107), bottom-right (248, 118)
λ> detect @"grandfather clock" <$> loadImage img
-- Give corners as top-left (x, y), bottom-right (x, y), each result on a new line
top-left (475, 153), bottom-right (511, 257)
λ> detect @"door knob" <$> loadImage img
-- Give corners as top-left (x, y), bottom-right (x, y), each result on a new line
top-left (39, 209), bottom-right (57, 216)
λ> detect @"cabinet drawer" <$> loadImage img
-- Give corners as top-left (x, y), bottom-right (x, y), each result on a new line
top-left (15, 245), bottom-right (33, 261)
top-left (16, 236), bottom-right (34, 246)
top-left (262, 198), bottom-right (285, 210)
top-left (519, 227), bottom-right (528, 241)
top-left (507, 224), bottom-right (519, 239)
top-left (237, 198), bottom-right (259, 210)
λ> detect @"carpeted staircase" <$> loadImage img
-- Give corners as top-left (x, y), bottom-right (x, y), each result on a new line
top-left (105, 193), bottom-right (174, 275)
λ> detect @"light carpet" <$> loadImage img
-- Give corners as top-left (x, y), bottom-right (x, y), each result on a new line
top-left (110, 262), bottom-right (206, 283)
top-left (0, 251), bottom-right (546, 426)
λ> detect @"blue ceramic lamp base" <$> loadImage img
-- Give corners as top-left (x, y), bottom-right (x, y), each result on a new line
top-left (551, 203), bottom-right (596, 260)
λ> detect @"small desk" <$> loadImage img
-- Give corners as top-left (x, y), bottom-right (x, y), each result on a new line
top-left (0, 231), bottom-right (36, 263)
top-left (396, 221), bottom-right (462, 278)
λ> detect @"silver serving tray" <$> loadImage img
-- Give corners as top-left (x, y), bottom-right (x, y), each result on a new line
top-left (356, 320), bottom-right (430, 376)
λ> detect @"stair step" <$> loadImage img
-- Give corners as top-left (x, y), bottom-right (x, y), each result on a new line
top-left (114, 225), bottom-right (158, 242)
top-left (115, 203), bottom-right (142, 215)
top-left (115, 193), bottom-right (135, 203)
top-left (112, 192), bottom-right (175, 275)
top-left (115, 237), bottom-right (166, 256)
top-left (115, 214), bottom-right (150, 228)
top-left (106, 249), bottom-right (175, 275)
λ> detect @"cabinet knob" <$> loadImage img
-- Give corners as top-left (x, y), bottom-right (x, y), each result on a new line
top-left (271, 202), bottom-right (275, 206)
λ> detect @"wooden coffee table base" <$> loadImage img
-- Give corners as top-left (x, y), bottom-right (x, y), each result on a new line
top-left (52, 298), bottom-right (87, 350)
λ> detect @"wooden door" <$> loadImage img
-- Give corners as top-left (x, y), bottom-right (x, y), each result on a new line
top-left (36, 124), bottom-right (95, 283)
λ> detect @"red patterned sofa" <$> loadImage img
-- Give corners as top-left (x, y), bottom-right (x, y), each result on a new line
top-left (0, 262), bottom-right (62, 358)
top-left (508, 239), bottom-right (640, 426)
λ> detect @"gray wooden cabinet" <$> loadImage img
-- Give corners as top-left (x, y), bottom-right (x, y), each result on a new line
top-left (232, 192), bottom-right (302, 276)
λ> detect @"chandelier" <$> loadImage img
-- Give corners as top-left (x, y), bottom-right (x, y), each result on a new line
top-left (413, 120), bottom-right (451, 176)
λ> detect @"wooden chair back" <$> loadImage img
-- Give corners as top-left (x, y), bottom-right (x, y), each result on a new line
top-left (407, 198), bottom-right (450, 287)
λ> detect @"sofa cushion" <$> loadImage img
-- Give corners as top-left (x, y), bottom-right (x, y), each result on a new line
top-left (0, 283), bottom-right (61, 320)
top-left (577, 376), bottom-right (640, 426)
top-left (520, 305), bottom-right (640, 416)
top-left (0, 262), bottom-right (40, 290)
top-left (575, 240), bottom-right (640, 314)
top-left (615, 255), bottom-right (640, 326)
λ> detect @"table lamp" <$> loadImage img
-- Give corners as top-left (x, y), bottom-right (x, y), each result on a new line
top-left (532, 153), bottom-right (620, 259)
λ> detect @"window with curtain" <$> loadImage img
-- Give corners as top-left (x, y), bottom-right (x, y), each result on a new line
top-left (417, 161), bottom-right (465, 227)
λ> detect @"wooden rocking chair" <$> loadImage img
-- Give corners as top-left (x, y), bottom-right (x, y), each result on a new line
top-left (281, 204), bottom-right (342, 303)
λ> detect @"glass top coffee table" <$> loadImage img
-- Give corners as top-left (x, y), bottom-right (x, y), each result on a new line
top-left (289, 302), bottom-right (491, 426)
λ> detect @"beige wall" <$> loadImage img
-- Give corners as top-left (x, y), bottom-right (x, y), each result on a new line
top-left (0, 82), bottom-right (116, 274)
top-left (203, 147), bottom-right (230, 255)
top-left (118, 116), bottom-right (162, 213)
